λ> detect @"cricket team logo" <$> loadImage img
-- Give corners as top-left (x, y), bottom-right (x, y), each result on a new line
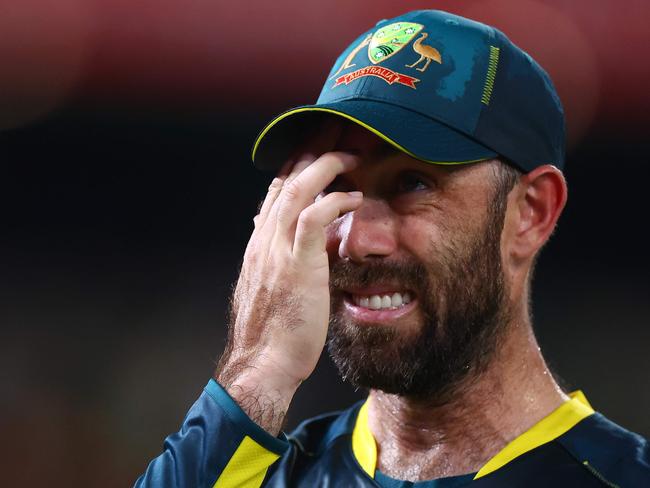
top-left (368, 22), bottom-right (423, 63)
top-left (331, 22), bottom-right (442, 90)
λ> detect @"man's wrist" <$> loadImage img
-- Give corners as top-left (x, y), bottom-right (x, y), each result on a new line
top-left (216, 364), bottom-right (300, 436)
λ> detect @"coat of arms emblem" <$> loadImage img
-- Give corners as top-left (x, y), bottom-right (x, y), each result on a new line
top-left (368, 22), bottom-right (424, 64)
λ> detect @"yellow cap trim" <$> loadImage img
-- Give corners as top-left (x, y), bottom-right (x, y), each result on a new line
top-left (473, 391), bottom-right (595, 479)
top-left (351, 400), bottom-right (377, 477)
top-left (251, 107), bottom-right (487, 167)
top-left (351, 391), bottom-right (594, 481)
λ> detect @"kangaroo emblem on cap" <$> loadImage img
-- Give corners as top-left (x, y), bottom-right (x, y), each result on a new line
top-left (329, 34), bottom-right (373, 80)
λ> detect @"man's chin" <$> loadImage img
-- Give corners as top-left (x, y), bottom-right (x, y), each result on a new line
top-left (327, 317), bottom-right (433, 394)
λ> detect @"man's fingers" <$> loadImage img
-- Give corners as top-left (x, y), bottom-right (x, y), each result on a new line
top-left (255, 176), bottom-right (286, 229)
top-left (260, 157), bottom-right (313, 236)
top-left (258, 118), bottom-right (343, 234)
top-left (276, 152), bottom-right (359, 232)
top-left (293, 191), bottom-right (363, 259)
top-left (283, 158), bottom-right (314, 189)
top-left (256, 129), bottom-right (330, 231)
top-left (280, 117), bottom-right (343, 189)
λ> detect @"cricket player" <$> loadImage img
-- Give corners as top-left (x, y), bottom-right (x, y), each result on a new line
top-left (136, 10), bottom-right (649, 487)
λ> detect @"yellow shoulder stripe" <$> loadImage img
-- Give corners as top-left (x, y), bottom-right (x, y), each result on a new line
top-left (213, 435), bottom-right (280, 488)
top-left (351, 391), bottom-right (594, 481)
top-left (474, 391), bottom-right (594, 479)
top-left (351, 400), bottom-right (377, 477)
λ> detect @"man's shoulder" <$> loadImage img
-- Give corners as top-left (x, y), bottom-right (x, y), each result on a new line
top-left (285, 401), bottom-right (364, 455)
top-left (558, 412), bottom-right (650, 484)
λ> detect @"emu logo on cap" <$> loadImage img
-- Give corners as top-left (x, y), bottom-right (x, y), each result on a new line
top-left (368, 22), bottom-right (424, 63)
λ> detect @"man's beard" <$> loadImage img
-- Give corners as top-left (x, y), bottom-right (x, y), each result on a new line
top-left (327, 197), bottom-right (511, 403)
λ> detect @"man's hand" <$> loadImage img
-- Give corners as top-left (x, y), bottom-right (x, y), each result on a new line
top-left (215, 124), bottom-right (363, 435)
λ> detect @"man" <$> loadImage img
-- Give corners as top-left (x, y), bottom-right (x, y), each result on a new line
top-left (136, 10), bottom-right (649, 487)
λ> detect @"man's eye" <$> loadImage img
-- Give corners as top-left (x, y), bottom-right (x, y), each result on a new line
top-left (396, 173), bottom-right (429, 193)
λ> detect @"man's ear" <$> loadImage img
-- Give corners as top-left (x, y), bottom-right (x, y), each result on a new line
top-left (510, 165), bottom-right (568, 260)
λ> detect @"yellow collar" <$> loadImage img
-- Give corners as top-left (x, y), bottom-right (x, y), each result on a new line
top-left (351, 391), bottom-right (595, 480)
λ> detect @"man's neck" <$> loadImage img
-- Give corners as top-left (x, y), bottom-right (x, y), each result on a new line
top-left (367, 322), bottom-right (568, 482)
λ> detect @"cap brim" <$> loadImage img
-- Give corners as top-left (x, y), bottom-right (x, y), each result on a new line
top-left (252, 100), bottom-right (498, 171)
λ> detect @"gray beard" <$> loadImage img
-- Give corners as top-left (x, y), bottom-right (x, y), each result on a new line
top-left (326, 199), bottom-right (510, 403)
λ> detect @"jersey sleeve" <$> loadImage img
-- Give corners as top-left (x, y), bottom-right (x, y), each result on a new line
top-left (134, 379), bottom-right (290, 488)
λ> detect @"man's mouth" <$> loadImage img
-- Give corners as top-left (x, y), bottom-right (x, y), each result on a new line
top-left (339, 286), bottom-right (417, 323)
top-left (341, 288), bottom-right (417, 323)
top-left (349, 291), bottom-right (412, 310)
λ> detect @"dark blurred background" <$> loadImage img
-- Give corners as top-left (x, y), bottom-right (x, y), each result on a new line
top-left (0, 0), bottom-right (648, 486)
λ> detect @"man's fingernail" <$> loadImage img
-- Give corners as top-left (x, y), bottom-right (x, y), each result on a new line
top-left (348, 191), bottom-right (363, 198)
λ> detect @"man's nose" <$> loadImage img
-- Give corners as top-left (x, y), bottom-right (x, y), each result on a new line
top-left (336, 198), bottom-right (398, 262)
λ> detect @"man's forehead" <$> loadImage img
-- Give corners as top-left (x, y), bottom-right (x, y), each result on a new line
top-left (328, 118), bottom-right (471, 177)
top-left (330, 118), bottom-right (401, 160)
top-left (307, 116), bottom-right (492, 177)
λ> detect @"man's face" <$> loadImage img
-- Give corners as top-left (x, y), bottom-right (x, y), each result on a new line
top-left (323, 123), bottom-right (513, 401)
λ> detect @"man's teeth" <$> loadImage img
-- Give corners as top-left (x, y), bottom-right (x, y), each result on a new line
top-left (353, 292), bottom-right (412, 310)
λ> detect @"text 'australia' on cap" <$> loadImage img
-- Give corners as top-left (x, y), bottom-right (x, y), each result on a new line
top-left (252, 10), bottom-right (566, 173)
